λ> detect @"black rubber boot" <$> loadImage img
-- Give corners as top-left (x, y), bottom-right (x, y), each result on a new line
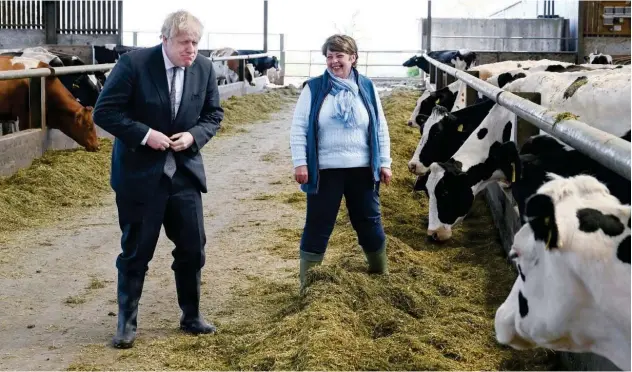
top-left (175, 270), bottom-right (216, 335)
top-left (112, 271), bottom-right (145, 349)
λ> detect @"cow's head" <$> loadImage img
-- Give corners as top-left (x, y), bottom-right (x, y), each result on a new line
top-left (425, 141), bottom-right (521, 241)
top-left (409, 99), bottom-right (496, 176)
top-left (495, 174), bottom-right (631, 371)
top-left (402, 55), bottom-right (429, 73)
top-left (413, 83), bottom-right (460, 127)
top-left (53, 106), bottom-right (99, 151)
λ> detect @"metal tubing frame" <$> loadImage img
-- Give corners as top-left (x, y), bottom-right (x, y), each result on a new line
top-left (421, 52), bottom-right (631, 181)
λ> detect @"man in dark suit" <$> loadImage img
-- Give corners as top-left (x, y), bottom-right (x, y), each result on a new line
top-left (92, 10), bottom-right (224, 349)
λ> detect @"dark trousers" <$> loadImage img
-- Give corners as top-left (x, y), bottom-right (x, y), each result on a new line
top-left (115, 169), bottom-right (206, 275)
top-left (300, 167), bottom-right (386, 257)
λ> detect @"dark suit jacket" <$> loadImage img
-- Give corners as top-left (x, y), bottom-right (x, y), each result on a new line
top-left (93, 44), bottom-right (224, 202)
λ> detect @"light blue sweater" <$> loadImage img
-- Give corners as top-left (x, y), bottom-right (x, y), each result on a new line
top-left (290, 81), bottom-right (392, 170)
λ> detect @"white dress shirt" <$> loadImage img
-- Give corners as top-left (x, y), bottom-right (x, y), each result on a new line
top-left (141, 46), bottom-right (186, 145)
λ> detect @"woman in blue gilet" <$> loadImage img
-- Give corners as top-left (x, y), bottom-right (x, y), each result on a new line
top-left (290, 34), bottom-right (393, 291)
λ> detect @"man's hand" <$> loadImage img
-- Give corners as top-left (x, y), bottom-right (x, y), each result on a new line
top-left (170, 132), bottom-right (195, 152)
top-left (146, 130), bottom-right (173, 151)
top-left (294, 165), bottom-right (308, 184)
top-left (380, 167), bottom-right (392, 186)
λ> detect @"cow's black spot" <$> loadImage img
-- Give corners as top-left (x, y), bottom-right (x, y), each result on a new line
top-left (577, 208), bottom-right (625, 236)
top-left (477, 128), bottom-right (488, 139)
top-left (622, 130), bottom-right (631, 142)
top-left (497, 72), bottom-right (526, 88)
top-left (616, 65), bottom-right (623, 69)
top-left (502, 122), bottom-right (512, 142)
top-left (545, 64), bottom-right (567, 72)
top-left (617, 236), bottom-right (630, 264)
top-left (591, 55), bottom-right (610, 65)
top-left (518, 264), bottom-right (525, 281)
top-left (518, 291), bottom-right (529, 318)
top-left (525, 194), bottom-right (559, 249)
top-left (563, 76), bottom-right (588, 99)
top-left (545, 64), bottom-right (591, 73)
top-left (523, 67), bottom-right (530, 71)
top-left (628, 217), bottom-right (631, 229)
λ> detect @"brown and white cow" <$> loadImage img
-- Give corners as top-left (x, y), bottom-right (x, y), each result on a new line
top-left (0, 56), bottom-right (99, 151)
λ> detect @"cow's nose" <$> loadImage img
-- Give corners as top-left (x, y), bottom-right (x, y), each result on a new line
top-left (407, 121), bottom-right (413, 126)
top-left (431, 232), bottom-right (440, 241)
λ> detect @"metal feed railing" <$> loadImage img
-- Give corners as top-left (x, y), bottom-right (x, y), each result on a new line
top-left (422, 52), bottom-right (630, 181)
top-left (283, 49), bottom-right (424, 79)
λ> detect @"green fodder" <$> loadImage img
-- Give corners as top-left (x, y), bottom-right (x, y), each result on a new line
top-left (69, 88), bottom-right (560, 371)
top-left (0, 139), bottom-right (113, 243)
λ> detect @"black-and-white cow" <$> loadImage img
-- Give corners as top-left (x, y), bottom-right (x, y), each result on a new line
top-left (584, 51), bottom-right (613, 65)
top-left (408, 98), bottom-right (496, 177)
top-left (402, 49), bottom-right (477, 74)
top-left (512, 133), bottom-right (631, 221)
top-left (495, 173), bottom-right (630, 371)
top-left (235, 49), bottom-right (279, 76)
top-left (423, 68), bottom-right (631, 241)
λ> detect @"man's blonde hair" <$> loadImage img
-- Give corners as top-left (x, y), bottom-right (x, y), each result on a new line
top-left (160, 10), bottom-right (203, 40)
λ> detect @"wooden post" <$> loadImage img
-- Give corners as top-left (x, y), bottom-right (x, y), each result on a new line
top-left (263, 0), bottom-right (268, 52)
top-left (29, 77), bottom-right (46, 130)
top-left (511, 92), bottom-right (542, 149)
top-left (43, 1), bottom-right (57, 45)
top-left (436, 69), bottom-right (445, 89)
top-left (117, 1), bottom-right (124, 45)
top-left (279, 33), bottom-right (286, 85)
top-left (465, 70), bottom-right (479, 106)
top-left (429, 65), bottom-right (436, 84)
top-left (446, 73), bottom-right (456, 85)
top-left (238, 59), bottom-right (245, 82)
top-left (577, 1), bottom-right (586, 64)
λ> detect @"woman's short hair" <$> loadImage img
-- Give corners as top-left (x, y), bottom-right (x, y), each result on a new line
top-left (160, 10), bottom-right (204, 40)
top-left (321, 34), bottom-right (358, 67)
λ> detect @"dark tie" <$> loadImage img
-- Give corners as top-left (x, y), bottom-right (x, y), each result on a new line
top-left (163, 67), bottom-right (178, 178)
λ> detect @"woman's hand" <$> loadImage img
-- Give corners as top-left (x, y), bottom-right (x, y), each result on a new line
top-left (380, 167), bottom-right (392, 186)
top-left (294, 165), bottom-right (308, 184)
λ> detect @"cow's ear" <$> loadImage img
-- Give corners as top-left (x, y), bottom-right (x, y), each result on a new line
top-left (525, 194), bottom-right (559, 250)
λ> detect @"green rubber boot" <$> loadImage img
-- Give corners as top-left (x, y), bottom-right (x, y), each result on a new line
top-left (364, 244), bottom-right (388, 274)
top-left (299, 251), bottom-right (324, 292)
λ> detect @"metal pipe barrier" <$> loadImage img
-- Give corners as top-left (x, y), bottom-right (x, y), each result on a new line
top-left (210, 52), bottom-right (269, 62)
top-left (0, 63), bottom-right (116, 81)
top-left (422, 52), bottom-right (631, 181)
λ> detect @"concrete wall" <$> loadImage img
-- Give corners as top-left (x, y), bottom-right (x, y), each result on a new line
top-left (423, 18), bottom-right (568, 52)
top-left (475, 51), bottom-right (577, 65)
top-left (0, 29), bottom-right (118, 50)
top-left (583, 36), bottom-right (631, 56)
top-left (0, 30), bottom-right (45, 48)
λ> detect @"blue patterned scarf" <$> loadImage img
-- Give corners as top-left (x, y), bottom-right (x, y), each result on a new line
top-left (326, 68), bottom-right (359, 128)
